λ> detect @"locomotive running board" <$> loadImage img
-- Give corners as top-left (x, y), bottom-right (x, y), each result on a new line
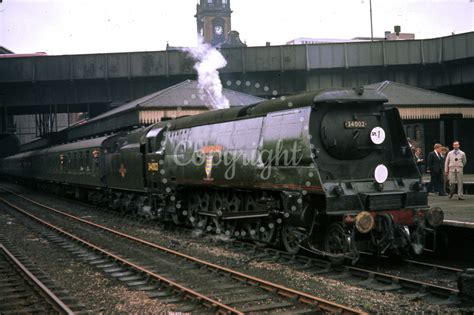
top-left (197, 211), bottom-right (269, 220)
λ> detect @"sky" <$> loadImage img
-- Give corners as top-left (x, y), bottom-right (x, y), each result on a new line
top-left (0, 0), bottom-right (473, 55)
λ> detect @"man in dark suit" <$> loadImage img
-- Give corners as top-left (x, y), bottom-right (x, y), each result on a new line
top-left (426, 143), bottom-right (447, 196)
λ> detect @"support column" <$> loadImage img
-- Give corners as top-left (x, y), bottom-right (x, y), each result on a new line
top-left (439, 120), bottom-right (445, 145)
top-left (2, 99), bottom-right (8, 134)
top-left (67, 104), bottom-right (70, 126)
top-left (0, 98), bottom-right (5, 133)
top-left (453, 119), bottom-right (459, 141)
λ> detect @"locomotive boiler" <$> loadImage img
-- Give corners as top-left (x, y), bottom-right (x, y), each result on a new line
top-left (0, 87), bottom-right (443, 263)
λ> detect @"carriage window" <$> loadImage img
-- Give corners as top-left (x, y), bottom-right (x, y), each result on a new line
top-left (93, 150), bottom-right (100, 169)
top-left (85, 151), bottom-right (90, 171)
top-left (79, 152), bottom-right (83, 170)
top-left (59, 154), bottom-right (65, 168)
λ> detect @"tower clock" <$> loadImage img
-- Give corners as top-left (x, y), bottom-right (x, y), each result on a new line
top-left (195, 0), bottom-right (232, 46)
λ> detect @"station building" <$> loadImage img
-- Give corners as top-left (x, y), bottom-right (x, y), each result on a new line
top-left (366, 81), bottom-right (474, 173)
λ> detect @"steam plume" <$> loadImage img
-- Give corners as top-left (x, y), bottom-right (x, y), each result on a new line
top-left (183, 36), bottom-right (230, 110)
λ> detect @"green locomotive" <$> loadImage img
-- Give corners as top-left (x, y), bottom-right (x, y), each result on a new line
top-left (1, 87), bottom-right (443, 263)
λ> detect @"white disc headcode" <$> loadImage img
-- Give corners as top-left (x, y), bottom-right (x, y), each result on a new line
top-left (374, 164), bottom-right (388, 183)
top-left (370, 127), bottom-right (385, 145)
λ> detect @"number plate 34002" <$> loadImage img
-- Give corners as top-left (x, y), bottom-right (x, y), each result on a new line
top-left (344, 121), bottom-right (367, 128)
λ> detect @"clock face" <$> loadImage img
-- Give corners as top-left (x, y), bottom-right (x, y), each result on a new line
top-left (214, 25), bottom-right (223, 35)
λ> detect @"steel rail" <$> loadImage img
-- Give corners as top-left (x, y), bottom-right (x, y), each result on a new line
top-left (403, 258), bottom-right (463, 274)
top-left (0, 197), bottom-right (243, 315)
top-left (358, 250), bottom-right (463, 275)
top-left (339, 265), bottom-right (459, 297)
top-left (0, 188), bottom-right (365, 315)
top-left (0, 244), bottom-right (75, 314)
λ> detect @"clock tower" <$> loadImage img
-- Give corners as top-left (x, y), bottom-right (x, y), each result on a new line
top-left (195, 0), bottom-right (232, 46)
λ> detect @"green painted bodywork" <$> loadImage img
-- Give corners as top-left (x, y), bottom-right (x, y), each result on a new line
top-left (2, 87), bottom-right (427, 213)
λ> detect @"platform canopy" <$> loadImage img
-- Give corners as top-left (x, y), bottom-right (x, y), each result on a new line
top-left (365, 81), bottom-right (474, 120)
top-left (67, 80), bottom-right (264, 141)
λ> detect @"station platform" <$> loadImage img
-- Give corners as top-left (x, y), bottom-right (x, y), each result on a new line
top-left (422, 174), bottom-right (474, 229)
top-left (428, 194), bottom-right (474, 228)
top-left (423, 174), bottom-right (474, 195)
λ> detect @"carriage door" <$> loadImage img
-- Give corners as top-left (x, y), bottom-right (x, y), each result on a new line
top-left (145, 127), bottom-right (165, 189)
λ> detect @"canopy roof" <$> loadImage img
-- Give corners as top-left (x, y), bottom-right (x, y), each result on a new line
top-left (67, 80), bottom-right (264, 140)
top-left (365, 81), bottom-right (474, 119)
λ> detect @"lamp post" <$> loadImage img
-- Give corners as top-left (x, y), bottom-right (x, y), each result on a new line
top-left (369, 0), bottom-right (374, 42)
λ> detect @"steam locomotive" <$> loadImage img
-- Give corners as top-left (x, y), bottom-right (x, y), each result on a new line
top-left (0, 87), bottom-right (444, 263)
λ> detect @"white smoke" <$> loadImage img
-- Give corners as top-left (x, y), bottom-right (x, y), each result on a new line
top-left (183, 36), bottom-right (230, 110)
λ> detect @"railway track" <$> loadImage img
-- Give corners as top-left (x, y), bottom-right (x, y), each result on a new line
top-left (226, 242), bottom-right (463, 304)
top-left (46, 189), bottom-right (466, 280)
top-left (0, 240), bottom-right (77, 314)
top-left (0, 189), bottom-right (364, 314)
top-left (2, 185), bottom-right (471, 306)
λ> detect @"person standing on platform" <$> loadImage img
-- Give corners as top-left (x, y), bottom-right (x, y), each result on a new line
top-left (427, 143), bottom-right (446, 196)
top-left (441, 146), bottom-right (449, 158)
top-left (414, 147), bottom-right (424, 174)
top-left (440, 146), bottom-right (449, 195)
top-left (445, 141), bottom-right (467, 200)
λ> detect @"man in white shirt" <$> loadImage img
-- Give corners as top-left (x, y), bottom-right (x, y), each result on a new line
top-left (445, 141), bottom-right (467, 200)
